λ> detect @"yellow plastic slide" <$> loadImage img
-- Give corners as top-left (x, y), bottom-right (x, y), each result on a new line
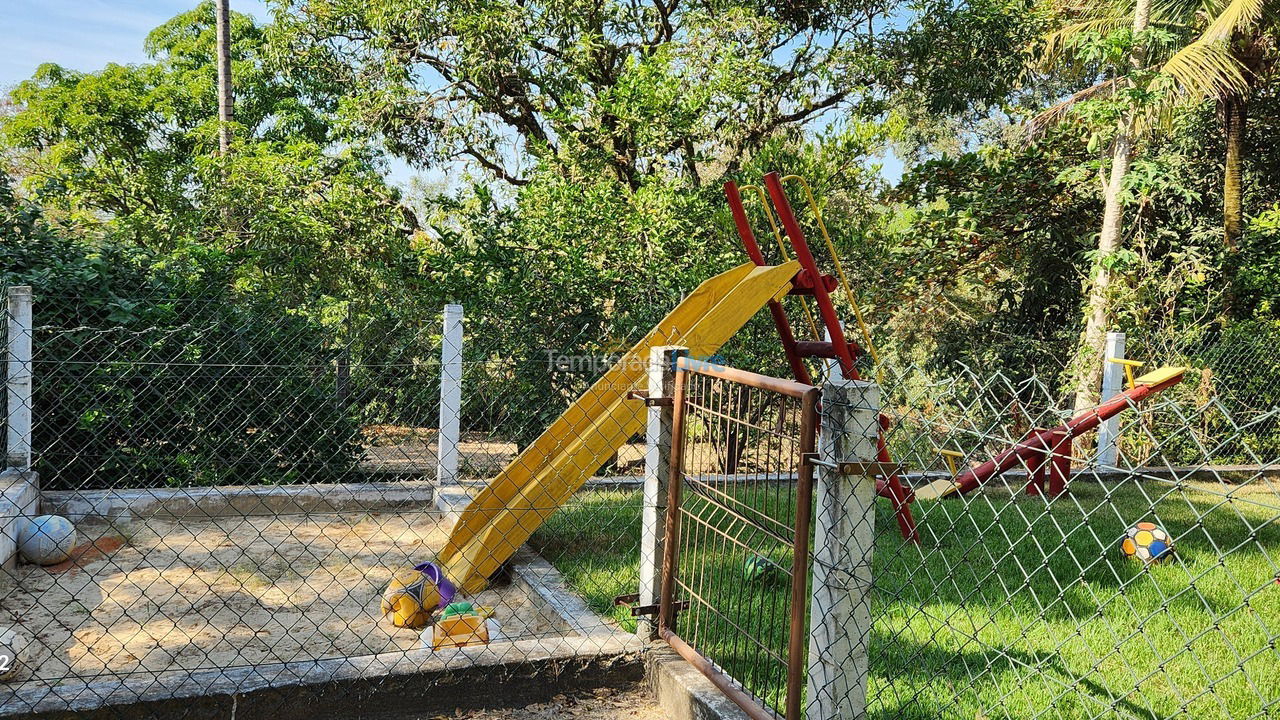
top-left (438, 260), bottom-right (800, 592)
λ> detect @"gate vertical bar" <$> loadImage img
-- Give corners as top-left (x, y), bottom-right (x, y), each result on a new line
top-left (6, 286), bottom-right (32, 471)
top-left (657, 361), bottom-right (689, 635)
top-left (786, 387), bottom-right (820, 720)
top-left (807, 375), bottom-right (879, 720)
top-left (639, 345), bottom-right (687, 640)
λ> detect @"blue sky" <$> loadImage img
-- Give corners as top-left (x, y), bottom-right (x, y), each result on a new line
top-left (1, 1), bottom-right (269, 91)
top-left (1, 0), bottom-right (901, 185)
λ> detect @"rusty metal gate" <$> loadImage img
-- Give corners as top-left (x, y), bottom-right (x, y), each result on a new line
top-left (658, 357), bottom-right (819, 720)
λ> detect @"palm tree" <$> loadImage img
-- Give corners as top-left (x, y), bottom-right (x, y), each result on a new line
top-left (1033, 0), bottom-right (1277, 411)
top-left (215, 0), bottom-right (234, 155)
top-left (1159, 0), bottom-right (1277, 249)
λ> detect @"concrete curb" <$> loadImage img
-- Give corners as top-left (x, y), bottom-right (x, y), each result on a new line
top-left (41, 481), bottom-right (435, 522)
top-left (0, 470), bottom-right (39, 590)
top-left (432, 480), bottom-right (472, 524)
top-left (509, 548), bottom-right (622, 638)
top-left (647, 645), bottom-right (753, 720)
top-left (1, 634), bottom-right (644, 719)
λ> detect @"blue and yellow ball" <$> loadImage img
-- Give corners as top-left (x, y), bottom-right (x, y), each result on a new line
top-left (1120, 522), bottom-right (1174, 563)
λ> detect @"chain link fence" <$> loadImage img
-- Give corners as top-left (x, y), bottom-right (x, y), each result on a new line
top-left (0, 282), bottom-right (655, 718)
top-left (1, 277), bottom-right (1278, 719)
top-left (1129, 322), bottom-right (1280, 466)
top-left (867, 359), bottom-right (1280, 720)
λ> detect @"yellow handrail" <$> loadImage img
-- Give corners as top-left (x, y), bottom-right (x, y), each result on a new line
top-left (939, 449), bottom-right (964, 476)
top-left (739, 184), bottom-right (822, 343)
top-left (780, 174), bottom-right (882, 383)
top-left (1107, 357), bottom-right (1146, 389)
top-left (739, 184), bottom-right (786, 257)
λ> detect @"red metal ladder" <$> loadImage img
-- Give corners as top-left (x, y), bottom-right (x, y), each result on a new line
top-left (724, 171), bottom-right (919, 543)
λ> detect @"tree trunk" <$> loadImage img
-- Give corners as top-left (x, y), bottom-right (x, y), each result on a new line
top-left (1072, 136), bottom-right (1130, 413)
top-left (215, 0), bottom-right (234, 155)
top-left (1071, 0), bottom-right (1151, 417)
top-left (1223, 94), bottom-right (1245, 251)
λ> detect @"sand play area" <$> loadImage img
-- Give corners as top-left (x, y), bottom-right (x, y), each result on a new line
top-left (1, 510), bottom-right (571, 690)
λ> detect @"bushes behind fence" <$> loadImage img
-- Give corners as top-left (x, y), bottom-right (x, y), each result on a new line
top-left (1, 191), bottom-right (362, 489)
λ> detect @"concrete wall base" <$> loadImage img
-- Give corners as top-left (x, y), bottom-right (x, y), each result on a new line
top-left (0, 470), bottom-right (39, 590)
top-left (646, 645), bottom-right (753, 720)
top-left (7, 640), bottom-right (643, 720)
top-left (42, 481), bottom-right (435, 523)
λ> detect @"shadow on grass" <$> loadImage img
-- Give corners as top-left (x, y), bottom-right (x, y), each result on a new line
top-left (866, 625), bottom-right (1163, 720)
top-left (534, 481), bottom-right (1280, 720)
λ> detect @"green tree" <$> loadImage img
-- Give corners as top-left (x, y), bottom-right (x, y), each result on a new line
top-left (1156, 0), bottom-right (1279, 250)
top-left (1, 1), bottom-right (412, 306)
top-left (1033, 1), bottom-right (1280, 302)
top-left (269, 0), bottom-right (899, 189)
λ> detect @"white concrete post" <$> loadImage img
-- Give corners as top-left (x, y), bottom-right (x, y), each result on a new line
top-left (1097, 331), bottom-right (1126, 467)
top-left (6, 287), bottom-right (32, 471)
top-left (807, 376), bottom-right (879, 720)
top-left (637, 345), bottom-right (687, 640)
top-left (437, 304), bottom-right (464, 484)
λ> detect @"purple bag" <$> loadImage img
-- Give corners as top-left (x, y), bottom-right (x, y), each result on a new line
top-left (413, 561), bottom-right (457, 609)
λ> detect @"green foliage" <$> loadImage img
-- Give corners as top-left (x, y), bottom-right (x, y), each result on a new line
top-left (3, 3), bottom-right (329, 245)
top-left (1205, 315), bottom-right (1280, 384)
top-left (410, 168), bottom-right (730, 442)
top-left (0, 180), bottom-right (362, 489)
top-left (895, 0), bottom-right (1048, 115)
top-left (0, 3), bottom-right (424, 479)
top-left (1232, 203), bottom-right (1280, 315)
top-left (269, 0), bottom-right (892, 188)
top-left (870, 143), bottom-right (1094, 386)
top-left (0, 2), bottom-right (408, 302)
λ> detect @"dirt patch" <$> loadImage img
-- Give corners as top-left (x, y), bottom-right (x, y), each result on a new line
top-left (404, 685), bottom-right (666, 719)
top-left (46, 536), bottom-right (125, 575)
top-left (2, 511), bottom-right (571, 689)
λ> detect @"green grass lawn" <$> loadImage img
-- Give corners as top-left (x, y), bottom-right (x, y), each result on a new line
top-left (529, 481), bottom-right (1280, 720)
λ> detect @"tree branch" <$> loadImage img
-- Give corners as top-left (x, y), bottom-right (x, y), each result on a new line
top-left (458, 144), bottom-right (529, 186)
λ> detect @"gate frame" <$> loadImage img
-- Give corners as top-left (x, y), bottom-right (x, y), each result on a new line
top-left (656, 356), bottom-right (819, 720)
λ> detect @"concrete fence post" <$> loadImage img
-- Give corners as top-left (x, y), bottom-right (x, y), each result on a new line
top-left (6, 287), bottom-right (32, 471)
top-left (637, 345), bottom-right (687, 640)
top-left (437, 304), bottom-right (464, 485)
top-left (807, 376), bottom-right (879, 719)
top-left (1097, 331), bottom-right (1126, 467)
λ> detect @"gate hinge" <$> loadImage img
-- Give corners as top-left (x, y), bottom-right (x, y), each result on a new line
top-left (626, 390), bottom-right (674, 407)
top-left (613, 593), bottom-right (689, 618)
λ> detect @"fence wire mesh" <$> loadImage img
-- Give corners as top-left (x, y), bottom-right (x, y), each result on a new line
top-left (1131, 325), bottom-right (1280, 466)
top-left (871, 360), bottom-right (1280, 720)
top-left (0, 285), bottom-right (654, 718)
top-left (0, 280), bottom-right (1277, 720)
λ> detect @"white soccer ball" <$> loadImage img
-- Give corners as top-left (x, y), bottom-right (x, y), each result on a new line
top-left (17, 515), bottom-right (77, 566)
